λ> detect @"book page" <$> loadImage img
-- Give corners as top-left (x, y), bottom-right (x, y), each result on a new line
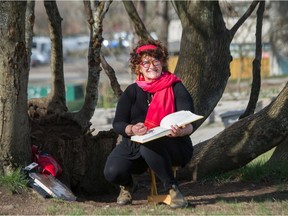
top-left (130, 111), bottom-right (203, 144)
top-left (160, 110), bottom-right (203, 129)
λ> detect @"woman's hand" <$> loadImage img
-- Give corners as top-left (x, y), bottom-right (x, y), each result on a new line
top-left (126, 122), bottom-right (147, 136)
top-left (132, 123), bottom-right (147, 135)
top-left (168, 124), bottom-right (193, 137)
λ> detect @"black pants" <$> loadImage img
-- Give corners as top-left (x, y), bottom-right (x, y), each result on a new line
top-left (104, 137), bottom-right (193, 189)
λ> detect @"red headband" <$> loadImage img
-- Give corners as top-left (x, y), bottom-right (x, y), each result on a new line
top-left (136, 44), bottom-right (157, 54)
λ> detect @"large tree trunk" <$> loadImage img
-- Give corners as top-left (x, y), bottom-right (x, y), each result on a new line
top-left (25, 0), bottom-right (35, 66)
top-left (171, 1), bottom-right (287, 179)
top-left (267, 1), bottom-right (288, 162)
top-left (267, 136), bottom-right (288, 163)
top-left (0, 1), bottom-right (31, 173)
top-left (172, 1), bottom-right (231, 126)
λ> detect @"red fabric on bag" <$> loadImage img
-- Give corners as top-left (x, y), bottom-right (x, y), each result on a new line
top-left (32, 145), bottom-right (63, 177)
top-left (37, 153), bottom-right (63, 176)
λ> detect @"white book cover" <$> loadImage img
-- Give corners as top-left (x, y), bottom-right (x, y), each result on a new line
top-left (29, 172), bottom-right (77, 201)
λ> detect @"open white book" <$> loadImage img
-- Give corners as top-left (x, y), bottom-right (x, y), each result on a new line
top-left (131, 110), bottom-right (203, 143)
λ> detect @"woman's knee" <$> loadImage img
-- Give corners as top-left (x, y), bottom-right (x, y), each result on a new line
top-left (104, 163), bottom-right (120, 183)
top-left (103, 165), bottom-right (112, 182)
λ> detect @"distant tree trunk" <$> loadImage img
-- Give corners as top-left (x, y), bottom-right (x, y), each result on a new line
top-left (123, 1), bottom-right (152, 41)
top-left (155, 1), bottom-right (169, 46)
top-left (135, 1), bottom-right (146, 23)
top-left (0, 1), bottom-right (31, 173)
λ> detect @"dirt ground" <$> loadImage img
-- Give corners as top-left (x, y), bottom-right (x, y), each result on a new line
top-left (1, 178), bottom-right (288, 215)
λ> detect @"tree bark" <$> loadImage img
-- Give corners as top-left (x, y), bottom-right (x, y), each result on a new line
top-left (266, 0), bottom-right (288, 162)
top-left (155, 1), bottom-right (169, 46)
top-left (25, 0), bottom-right (35, 67)
top-left (267, 136), bottom-right (288, 163)
top-left (27, 1), bottom-right (118, 194)
top-left (63, 1), bottom-right (111, 131)
top-left (123, 1), bottom-right (153, 41)
top-left (172, 1), bottom-right (231, 128)
top-left (44, 0), bottom-right (68, 114)
top-left (100, 53), bottom-right (123, 99)
top-left (240, 1), bottom-right (264, 119)
top-left (0, 1), bottom-right (31, 173)
top-left (170, 0), bottom-right (288, 180)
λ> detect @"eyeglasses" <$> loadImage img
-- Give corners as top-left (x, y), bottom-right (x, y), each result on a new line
top-left (140, 59), bottom-right (161, 68)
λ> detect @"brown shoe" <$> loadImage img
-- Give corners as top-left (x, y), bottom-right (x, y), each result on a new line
top-left (169, 185), bottom-right (188, 208)
top-left (117, 185), bottom-right (133, 205)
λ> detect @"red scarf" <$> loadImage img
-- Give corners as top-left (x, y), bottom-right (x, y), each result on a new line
top-left (136, 72), bottom-right (181, 129)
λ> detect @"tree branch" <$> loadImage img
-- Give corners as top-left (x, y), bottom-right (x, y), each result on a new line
top-left (230, 0), bottom-right (260, 41)
top-left (25, 0), bottom-right (35, 67)
top-left (100, 53), bottom-right (123, 99)
top-left (66, 0), bottom-right (111, 131)
top-left (239, 1), bottom-right (265, 119)
top-left (122, 1), bottom-right (153, 41)
top-left (44, 0), bottom-right (67, 113)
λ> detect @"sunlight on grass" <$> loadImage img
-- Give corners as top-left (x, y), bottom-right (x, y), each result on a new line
top-left (0, 168), bottom-right (28, 194)
top-left (32, 198), bottom-right (288, 215)
top-left (67, 206), bottom-right (86, 215)
top-left (46, 205), bottom-right (60, 215)
top-left (241, 149), bottom-right (288, 182)
top-left (257, 202), bottom-right (271, 215)
top-left (205, 148), bottom-right (288, 184)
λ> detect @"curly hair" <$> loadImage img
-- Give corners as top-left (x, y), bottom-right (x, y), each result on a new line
top-left (129, 38), bottom-right (169, 75)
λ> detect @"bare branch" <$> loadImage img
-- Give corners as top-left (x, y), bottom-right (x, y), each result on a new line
top-left (122, 1), bottom-right (153, 41)
top-left (239, 1), bottom-right (265, 119)
top-left (25, 0), bottom-right (35, 66)
top-left (66, 0), bottom-right (111, 130)
top-left (100, 53), bottom-right (123, 99)
top-left (44, 0), bottom-right (67, 113)
top-left (230, 0), bottom-right (260, 40)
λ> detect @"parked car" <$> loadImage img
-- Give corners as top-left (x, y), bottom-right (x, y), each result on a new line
top-left (30, 36), bottom-right (50, 66)
top-left (30, 50), bottom-right (50, 67)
